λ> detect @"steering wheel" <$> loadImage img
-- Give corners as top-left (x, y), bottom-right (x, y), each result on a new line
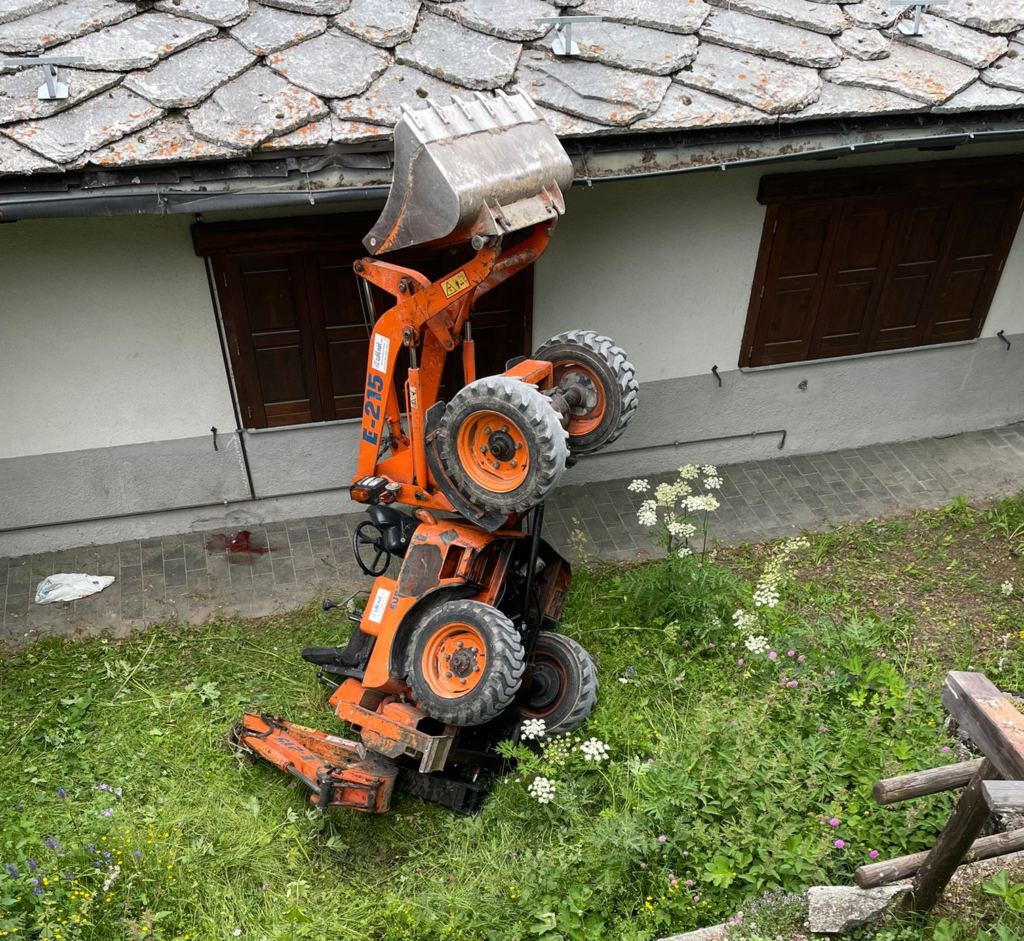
top-left (352, 520), bottom-right (391, 577)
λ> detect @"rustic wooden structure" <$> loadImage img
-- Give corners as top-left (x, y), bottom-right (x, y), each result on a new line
top-left (855, 672), bottom-right (1024, 911)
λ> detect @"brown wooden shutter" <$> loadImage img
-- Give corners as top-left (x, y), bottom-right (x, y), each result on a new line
top-left (747, 202), bottom-right (839, 366)
top-left (222, 253), bottom-right (324, 427)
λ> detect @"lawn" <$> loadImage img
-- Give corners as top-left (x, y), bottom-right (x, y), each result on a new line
top-left (2, 490), bottom-right (1024, 941)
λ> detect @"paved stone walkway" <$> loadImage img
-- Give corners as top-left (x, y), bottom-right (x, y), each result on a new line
top-left (4, 423), bottom-right (1024, 645)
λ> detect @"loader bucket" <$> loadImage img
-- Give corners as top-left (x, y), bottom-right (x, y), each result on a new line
top-left (365, 90), bottom-right (574, 255)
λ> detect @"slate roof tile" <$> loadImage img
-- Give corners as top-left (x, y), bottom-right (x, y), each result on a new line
top-left (268, 29), bottom-right (390, 98)
top-left (934, 0), bottom-right (1024, 35)
top-left (517, 52), bottom-right (671, 124)
top-left (333, 0), bottom-right (421, 48)
top-left (572, 0), bottom-right (711, 35)
top-left (699, 8), bottom-right (842, 68)
top-left (329, 62), bottom-right (459, 126)
top-left (0, 0), bottom-right (134, 54)
top-left (188, 65), bottom-right (328, 149)
top-left (778, 80), bottom-right (925, 120)
top-left (80, 114), bottom-right (232, 166)
top-left (231, 4), bottom-right (327, 56)
top-left (51, 13), bottom-right (218, 71)
top-left (980, 41), bottom-right (1024, 92)
top-left (823, 41), bottom-right (978, 102)
top-left (673, 41), bottom-right (821, 112)
top-left (395, 8), bottom-right (521, 90)
top-left (0, 66), bottom-right (119, 124)
top-left (0, 130), bottom-right (57, 173)
top-left (153, 0), bottom-right (251, 28)
top-left (835, 27), bottom-right (890, 60)
top-left (937, 77), bottom-right (1024, 110)
top-left (0, 0), bottom-right (1022, 177)
top-left (631, 83), bottom-right (774, 129)
top-left (705, 0), bottom-right (844, 36)
top-left (4, 86), bottom-right (163, 162)
top-left (898, 14), bottom-right (1008, 68)
top-left (429, 0), bottom-right (553, 42)
top-left (124, 38), bottom-right (257, 110)
top-left (570, 21), bottom-right (697, 74)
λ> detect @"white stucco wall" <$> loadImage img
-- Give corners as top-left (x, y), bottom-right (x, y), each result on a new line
top-left (0, 213), bottom-right (236, 460)
top-left (533, 145), bottom-right (1024, 379)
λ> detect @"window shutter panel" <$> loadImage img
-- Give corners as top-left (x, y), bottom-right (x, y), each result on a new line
top-left (808, 199), bottom-right (900, 360)
top-left (924, 185), bottom-right (1024, 344)
top-left (225, 253), bottom-right (323, 428)
top-left (749, 202), bottom-right (839, 366)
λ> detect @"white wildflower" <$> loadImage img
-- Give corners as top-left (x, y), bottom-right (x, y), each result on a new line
top-left (638, 500), bottom-right (658, 527)
top-left (528, 776), bottom-right (556, 804)
top-left (1001, 580), bottom-right (1014, 597)
top-left (678, 464), bottom-right (699, 480)
top-left (702, 465), bottom-right (718, 476)
top-left (677, 546), bottom-right (693, 558)
top-left (655, 482), bottom-right (678, 508)
top-left (667, 520), bottom-right (696, 539)
top-left (683, 495), bottom-right (704, 513)
top-left (579, 738), bottom-right (610, 762)
top-left (102, 864), bottom-right (121, 893)
top-left (618, 676), bottom-right (629, 684)
top-left (233, 931), bottom-right (242, 938)
top-left (628, 479), bottom-right (649, 493)
top-left (744, 635), bottom-right (770, 654)
top-left (753, 583), bottom-right (780, 609)
top-left (699, 494), bottom-right (720, 512)
top-left (521, 718), bottom-right (547, 741)
top-left (703, 476), bottom-right (723, 490)
top-left (732, 609), bottom-right (757, 634)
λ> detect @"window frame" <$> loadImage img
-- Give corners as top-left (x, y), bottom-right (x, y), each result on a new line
top-left (740, 156), bottom-right (1024, 369)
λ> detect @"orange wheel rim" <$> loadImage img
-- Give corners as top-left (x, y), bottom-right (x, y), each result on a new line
top-left (421, 622), bottom-right (487, 698)
top-left (554, 363), bottom-right (606, 436)
top-left (456, 409), bottom-right (529, 493)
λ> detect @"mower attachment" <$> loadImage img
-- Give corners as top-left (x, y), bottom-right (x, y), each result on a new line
top-left (364, 90), bottom-right (574, 254)
top-left (235, 714), bottom-right (399, 813)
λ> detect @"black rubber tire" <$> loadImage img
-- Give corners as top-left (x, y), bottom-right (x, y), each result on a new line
top-left (519, 632), bottom-right (598, 737)
top-left (405, 599), bottom-right (526, 727)
top-left (533, 330), bottom-right (638, 454)
top-left (438, 375), bottom-right (568, 515)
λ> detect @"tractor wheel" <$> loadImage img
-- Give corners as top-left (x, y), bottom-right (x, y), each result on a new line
top-left (405, 599), bottom-right (526, 727)
top-left (439, 375), bottom-right (568, 515)
top-left (533, 330), bottom-right (638, 454)
top-left (519, 632), bottom-right (598, 737)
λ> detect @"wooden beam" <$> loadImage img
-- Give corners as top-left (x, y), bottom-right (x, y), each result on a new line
top-left (904, 757), bottom-right (999, 912)
top-left (873, 759), bottom-right (987, 805)
top-left (856, 828), bottom-right (1024, 889)
top-left (983, 781), bottom-right (1024, 814)
top-left (942, 672), bottom-right (1024, 782)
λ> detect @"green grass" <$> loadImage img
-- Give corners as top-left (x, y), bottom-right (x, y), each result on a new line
top-left (3, 495), bottom-right (1024, 941)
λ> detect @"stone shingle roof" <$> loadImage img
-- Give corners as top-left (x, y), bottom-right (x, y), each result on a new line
top-left (1, 0), bottom-right (1023, 177)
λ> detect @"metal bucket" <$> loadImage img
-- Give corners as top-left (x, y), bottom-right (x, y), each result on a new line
top-left (364, 90), bottom-right (574, 255)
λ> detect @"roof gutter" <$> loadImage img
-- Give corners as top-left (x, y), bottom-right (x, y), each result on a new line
top-left (1, 114), bottom-right (1023, 221)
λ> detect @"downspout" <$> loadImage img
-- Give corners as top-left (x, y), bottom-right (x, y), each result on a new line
top-left (203, 251), bottom-right (257, 500)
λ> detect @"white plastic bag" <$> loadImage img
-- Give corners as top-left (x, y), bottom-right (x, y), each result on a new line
top-left (34, 573), bottom-right (115, 605)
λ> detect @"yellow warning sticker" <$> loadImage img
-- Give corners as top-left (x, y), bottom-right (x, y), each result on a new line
top-left (441, 270), bottom-right (470, 298)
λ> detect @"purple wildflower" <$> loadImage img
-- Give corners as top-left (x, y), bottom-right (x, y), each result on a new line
top-left (627, 666), bottom-right (635, 675)
top-left (102, 808), bottom-right (112, 817)
top-left (57, 788), bottom-right (67, 800)
top-left (45, 838), bottom-right (59, 852)
top-left (27, 859), bottom-right (37, 871)
top-left (737, 658), bottom-right (744, 665)
top-left (115, 788), bottom-right (122, 797)
top-left (788, 680), bottom-right (798, 688)
top-left (133, 850), bottom-right (142, 860)
top-left (869, 850), bottom-right (879, 859)
top-left (941, 746), bottom-right (950, 754)
top-left (5, 864), bottom-right (19, 878)
top-left (768, 651), bottom-right (777, 659)
top-left (829, 818), bottom-right (839, 827)
top-left (834, 840), bottom-right (845, 849)
top-left (33, 888), bottom-right (43, 896)
top-left (657, 835), bottom-right (667, 843)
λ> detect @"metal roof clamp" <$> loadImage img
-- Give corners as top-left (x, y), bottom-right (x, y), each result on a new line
top-left (889, 0), bottom-right (949, 36)
top-left (1, 55), bottom-right (85, 100)
top-left (535, 16), bottom-right (603, 57)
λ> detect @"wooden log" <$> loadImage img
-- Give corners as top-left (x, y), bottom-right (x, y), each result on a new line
top-left (856, 827), bottom-right (1024, 889)
top-left (983, 781), bottom-right (1024, 814)
top-left (942, 672), bottom-right (1024, 782)
top-left (873, 759), bottom-right (987, 805)
top-left (904, 757), bottom-right (999, 912)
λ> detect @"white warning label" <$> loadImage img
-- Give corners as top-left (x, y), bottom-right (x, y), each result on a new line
top-left (367, 587), bottom-right (391, 624)
top-left (372, 334), bottom-right (390, 373)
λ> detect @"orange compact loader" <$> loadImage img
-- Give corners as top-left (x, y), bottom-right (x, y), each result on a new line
top-left (234, 91), bottom-right (638, 815)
